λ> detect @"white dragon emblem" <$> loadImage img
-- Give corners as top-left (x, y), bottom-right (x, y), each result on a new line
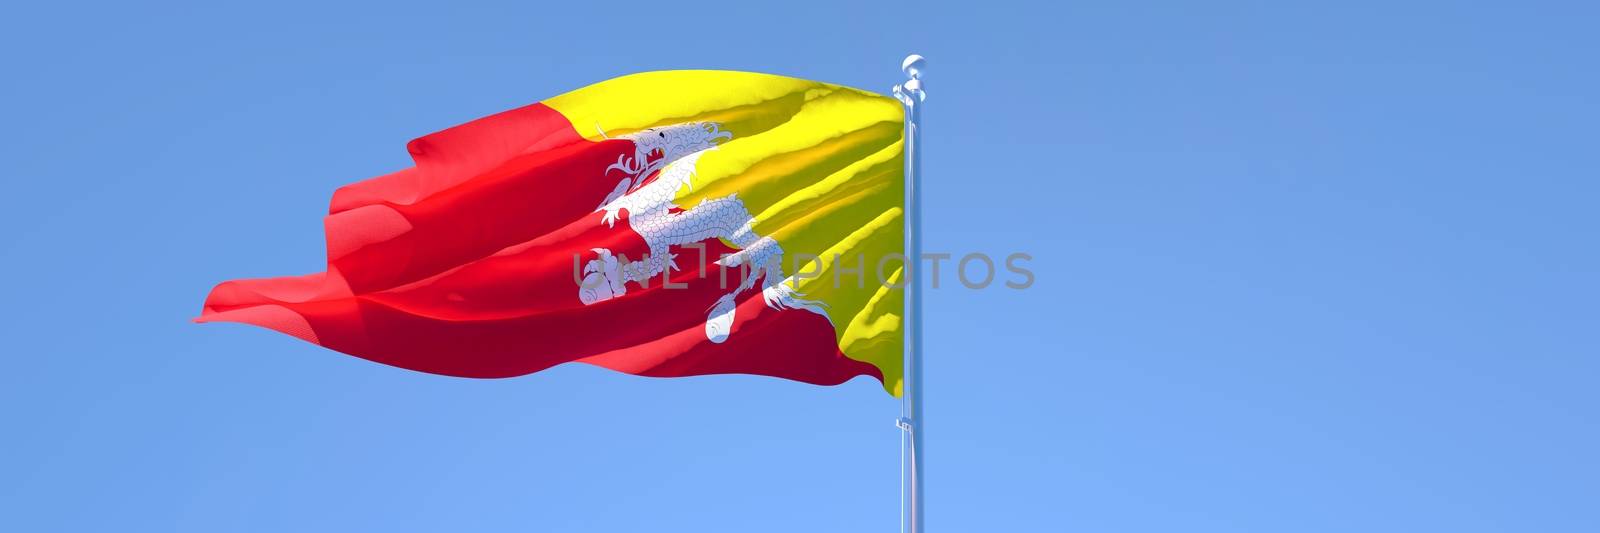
top-left (578, 122), bottom-right (829, 343)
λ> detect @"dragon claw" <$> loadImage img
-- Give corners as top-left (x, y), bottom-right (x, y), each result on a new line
top-left (705, 294), bottom-right (738, 344)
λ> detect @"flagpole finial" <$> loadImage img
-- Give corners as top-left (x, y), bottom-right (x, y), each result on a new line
top-left (894, 54), bottom-right (927, 104)
top-left (902, 54), bottom-right (926, 79)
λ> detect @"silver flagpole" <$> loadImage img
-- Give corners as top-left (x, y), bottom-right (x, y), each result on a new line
top-left (893, 53), bottom-right (927, 533)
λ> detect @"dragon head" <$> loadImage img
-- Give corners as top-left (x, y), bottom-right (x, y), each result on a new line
top-left (606, 122), bottom-right (732, 179)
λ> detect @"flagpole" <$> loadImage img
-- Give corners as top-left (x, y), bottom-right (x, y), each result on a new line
top-left (893, 53), bottom-right (927, 533)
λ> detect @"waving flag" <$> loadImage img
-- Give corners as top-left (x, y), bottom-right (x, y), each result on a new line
top-left (198, 71), bottom-right (906, 395)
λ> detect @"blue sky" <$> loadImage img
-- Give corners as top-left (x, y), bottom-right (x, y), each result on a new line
top-left (2, 1), bottom-right (1596, 531)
